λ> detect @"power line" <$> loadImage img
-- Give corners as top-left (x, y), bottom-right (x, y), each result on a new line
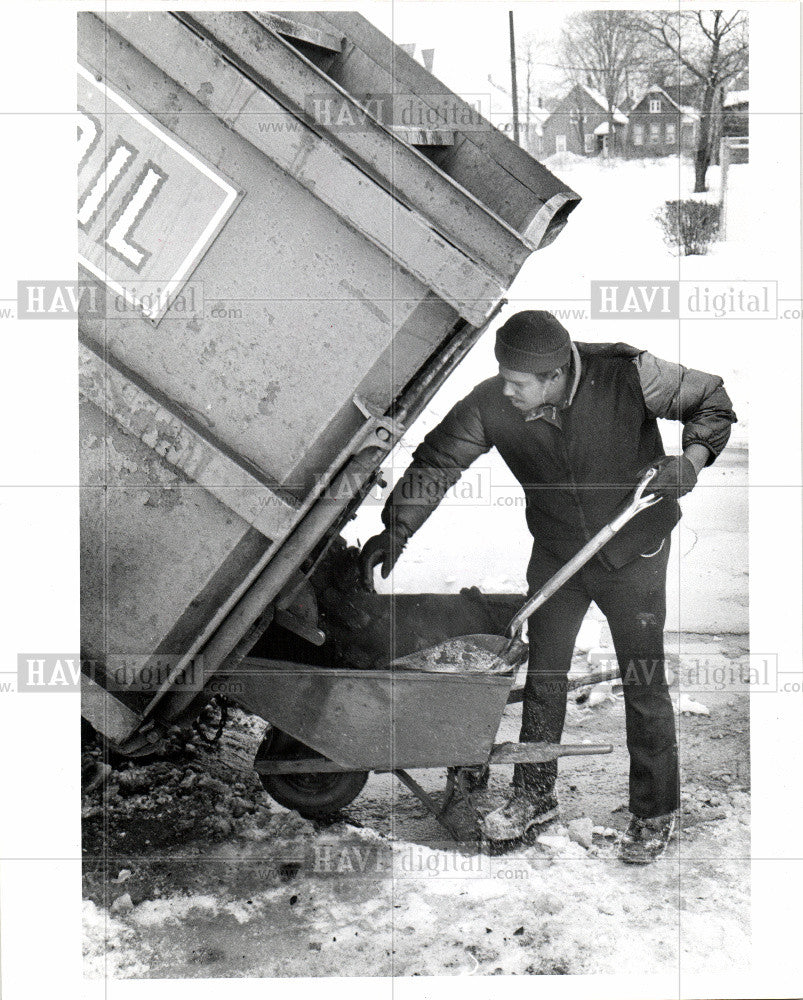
top-left (522, 59), bottom-right (685, 73)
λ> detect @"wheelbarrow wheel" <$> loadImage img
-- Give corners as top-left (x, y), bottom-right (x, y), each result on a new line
top-left (255, 727), bottom-right (368, 818)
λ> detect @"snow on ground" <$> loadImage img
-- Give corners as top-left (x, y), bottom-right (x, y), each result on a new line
top-left (343, 155), bottom-right (762, 633)
top-left (83, 639), bottom-right (750, 978)
top-left (84, 812), bottom-right (750, 978)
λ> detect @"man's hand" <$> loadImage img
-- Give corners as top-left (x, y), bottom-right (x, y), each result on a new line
top-left (644, 455), bottom-right (698, 498)
top-left (359, 527), bottom-right (408, 591)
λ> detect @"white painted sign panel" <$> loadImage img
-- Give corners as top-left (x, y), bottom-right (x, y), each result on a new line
top-left (77, 64), bottom-right (240, 322)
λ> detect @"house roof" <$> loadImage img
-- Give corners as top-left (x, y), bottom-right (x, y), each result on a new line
top-left (579, 84), bottom-right (628, 124)
top-left (662, 83), bottom-right (701, 108)
top-left (636, 85), bottom-right (699, 119)
top-left (723, 89), bottom-right (749, 108)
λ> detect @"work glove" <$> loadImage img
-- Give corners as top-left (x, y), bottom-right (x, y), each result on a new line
top-left (642, 455), bottom-right (698, 499)
top-left (359, 526), bottom-right (409, 591)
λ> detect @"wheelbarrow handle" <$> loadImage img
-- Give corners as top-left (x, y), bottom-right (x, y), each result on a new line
top-left (504, 467), bottom-right (662, 645)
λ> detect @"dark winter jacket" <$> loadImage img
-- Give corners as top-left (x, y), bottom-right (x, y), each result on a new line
top-left (382, 342), bottom-right (736, 569)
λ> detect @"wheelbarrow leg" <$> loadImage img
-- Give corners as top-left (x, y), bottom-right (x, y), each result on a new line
top-left (440, 768), bottom-right (458, 814)
top-left (392, 769), bottom-right (465, 841)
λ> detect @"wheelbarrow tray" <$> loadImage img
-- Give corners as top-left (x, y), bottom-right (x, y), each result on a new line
top-left (234, 656), bottom-right (515, 770)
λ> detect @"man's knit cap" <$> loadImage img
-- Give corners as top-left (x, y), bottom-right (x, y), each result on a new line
top-left (494, 310), bottom-right (571, 374)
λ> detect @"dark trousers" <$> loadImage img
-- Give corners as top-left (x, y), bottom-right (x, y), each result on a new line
top-left (513, 537), bottom-right (679, 819)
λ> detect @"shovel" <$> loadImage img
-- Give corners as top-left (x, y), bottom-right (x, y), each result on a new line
top-left (390, 467), bottom-right (662, 674)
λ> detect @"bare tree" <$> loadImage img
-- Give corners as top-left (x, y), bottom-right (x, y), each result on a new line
top-left (636, 10), bottom-right (748, 191)
top-left (560, 11), bottom-right (644, 155)
top-left (516, 32), bottom-right (554, 153)
top-left (518, 33), bottom-right (538, 148)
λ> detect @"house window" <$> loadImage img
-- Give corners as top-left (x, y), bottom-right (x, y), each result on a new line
top-left (632, 124), bottom-right (644, 146)
top-left (555, 134), bottom-right (567, 152)
top-left (584, 133), bottom-right (595, 154)
top-left (665, 121), bottom-right (677, 143)
top-left (570, 112), bottom-right (588, 125)
top-left (649, 97), bottom-right (661, 113)
top-left (648, 123), bottom-right (661, 144)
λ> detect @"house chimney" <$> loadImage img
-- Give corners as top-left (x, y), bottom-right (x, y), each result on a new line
top-left (421, 48), bottom-right (435, 73)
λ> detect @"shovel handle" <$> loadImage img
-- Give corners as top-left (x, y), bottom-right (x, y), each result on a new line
top-left (503, 468), bottom-right (662, 646)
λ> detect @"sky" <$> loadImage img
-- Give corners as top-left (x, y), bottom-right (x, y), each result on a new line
top-left (362, 2), bottom-right (571, 118)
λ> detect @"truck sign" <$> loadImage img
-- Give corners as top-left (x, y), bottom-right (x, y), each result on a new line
top-left (77, 63), bottom-right (240, 322)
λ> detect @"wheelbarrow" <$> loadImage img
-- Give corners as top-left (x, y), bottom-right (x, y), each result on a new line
top-left (232, 470), bottom-right (661, 839)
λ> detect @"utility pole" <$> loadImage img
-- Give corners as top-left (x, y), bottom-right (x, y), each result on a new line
top-left (509, 10), bottom-right (520, 145)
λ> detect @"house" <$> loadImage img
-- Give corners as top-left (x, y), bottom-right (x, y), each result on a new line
top-left (723, 89), bottom-right (749, 137)
top-left (722, 89), bottom-right (749, 162)
top-left (626, 85), bottom-right (699, 158)
top-left (662, 82), bottom-right (702, 110)
top-left (541, 83), bottom-right (628, 157)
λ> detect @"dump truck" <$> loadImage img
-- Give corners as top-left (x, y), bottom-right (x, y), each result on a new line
top-left (78, 10), bottom-right (583, 827)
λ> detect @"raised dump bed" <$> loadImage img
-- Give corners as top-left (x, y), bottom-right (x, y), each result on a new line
top-left (77, 10), bottom-right (579, 752)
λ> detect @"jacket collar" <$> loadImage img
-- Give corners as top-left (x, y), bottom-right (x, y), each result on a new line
top-left (523, 342), bottom-right (582, 424)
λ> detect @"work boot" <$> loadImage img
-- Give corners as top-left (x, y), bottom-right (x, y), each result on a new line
top-left (618, 812), bottom-right (677, 864)
top-left (480, 789), bottom-right (559, 841)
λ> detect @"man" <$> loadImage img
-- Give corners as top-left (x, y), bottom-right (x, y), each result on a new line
top-left (360, 311), bottom-right (736, 863)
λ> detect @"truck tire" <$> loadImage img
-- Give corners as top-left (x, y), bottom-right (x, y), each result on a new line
top-left (254, 727), bottom-right (368, 818)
